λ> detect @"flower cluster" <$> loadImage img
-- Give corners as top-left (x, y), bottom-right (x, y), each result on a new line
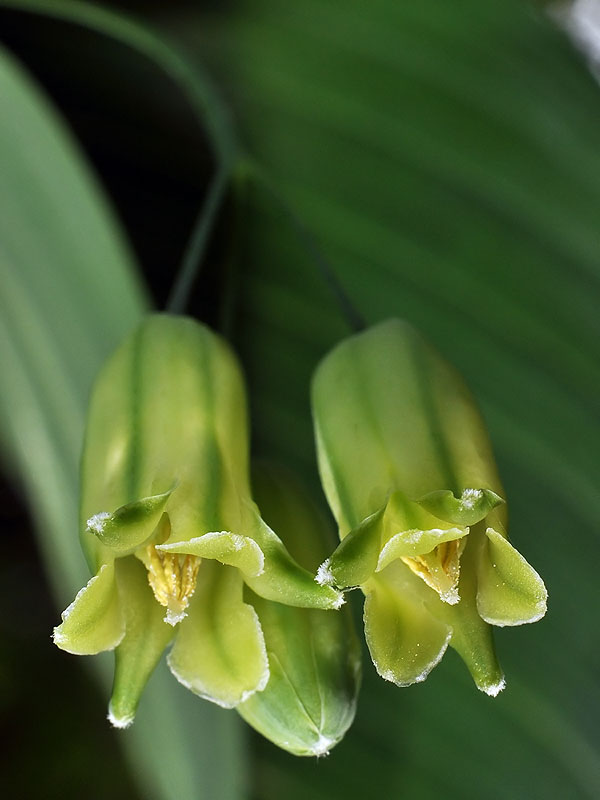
top-left (54, 314), bottom-right (546, 754)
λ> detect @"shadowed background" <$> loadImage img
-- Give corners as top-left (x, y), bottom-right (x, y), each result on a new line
top-left (0, 1), bottom-right (598, 798)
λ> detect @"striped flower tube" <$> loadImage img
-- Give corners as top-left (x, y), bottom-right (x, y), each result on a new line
top-left (53, 314), bottom-right (341, 728)
top-left (238, 462), bottom-right (361, 756)
top-left (312, 319), bottom-right (547, 696)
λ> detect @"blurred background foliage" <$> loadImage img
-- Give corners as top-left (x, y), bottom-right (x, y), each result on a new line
top-left (0, 1), bottom-right (598, 798)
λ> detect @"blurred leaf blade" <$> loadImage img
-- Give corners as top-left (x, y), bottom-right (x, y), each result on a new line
top-left (0, 0), bottom-right (237, 163)
top-left (0, 41), bottom-right (146, 601)
top-left (181, 0), bottom-right (600, 797)
top-left (0, 39), bottom-right (244, 800)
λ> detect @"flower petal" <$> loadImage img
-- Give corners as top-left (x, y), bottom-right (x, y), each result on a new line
top-left (53, 562), bottom-right (124, 655)
top-left (242, 508), bottom-right (344, 610)
top-left (363, 567), bottom-right (452, 686)
top-left (376, 526), bottom-right (467, 572)
top-left (167, 562), bottom-right (269, 708)
top-left (316, 506), bottom-right (385, 589)
top-left (239, 591), bottom-right (361, 757)
top-left (108, 557), bottom-right (175, 729)
top-left (477, 527), bottom-right (548, 626)
top-left (239, 462), bottom-right (361, 756)
top-left (417, 488), bottom-right (504, 526)
top-left (446, 610), bottom-right (505, 697)
top-left (86, 487), bottom-right (174, 557)
top-left (157, 531), bottom-right (264, 577)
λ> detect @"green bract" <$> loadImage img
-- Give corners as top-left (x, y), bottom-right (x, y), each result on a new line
top-left (312, 318), bottom-right (547, 695)
top-left (53, 314), bottom-right (342, 728)
top-left (238, 464), bottom-right (361, 756)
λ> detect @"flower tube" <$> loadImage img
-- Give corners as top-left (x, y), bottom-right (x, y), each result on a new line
top-left (54, 314), bottom-right (341, 727)
top-left (312, 318), bottom-right (547, 695)
top-left (238, 463), bottom-right (361, 756)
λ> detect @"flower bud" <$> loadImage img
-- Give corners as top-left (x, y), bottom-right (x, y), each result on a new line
top-left (312, 319), bottom-right (547, 695)
top-left (54, 314), bottom-right (341, 727)
top-left (237, 463), bottom-right (361, 756)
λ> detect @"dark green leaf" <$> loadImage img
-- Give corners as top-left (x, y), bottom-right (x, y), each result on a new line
top-left (184, 1), bottom-right (599, 797)
top-left (0, 38), bottom-right (244, 800)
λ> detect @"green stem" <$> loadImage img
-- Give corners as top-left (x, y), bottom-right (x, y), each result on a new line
top-left (166, 165), bottom-right (230, 314)
top-left (2, 0), bottom-right (361, 328)
top-left (0, 0), bottom-right (237, 164)
top-left (216, 162), bottom-right (253, 340)
top-left (0, 0), bottom-right (240, 313)
top-left (247, 161), bottom-right (365, 333)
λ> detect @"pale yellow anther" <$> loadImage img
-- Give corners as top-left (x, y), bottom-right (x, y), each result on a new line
top-left (145, 544), bottom-right (201, 626)
top-left (401, 538), bottom-right (465, 605)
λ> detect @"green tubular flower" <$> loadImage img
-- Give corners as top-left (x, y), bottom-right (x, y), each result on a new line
top-left (53, 314), bottom-right (341, 728)
top-left (237, 463), bottom-right (361, 756)
top-left (311, 318), bottom-right (547, 696)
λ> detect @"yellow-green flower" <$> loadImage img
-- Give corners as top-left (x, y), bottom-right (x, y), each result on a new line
top-left (312, 318), bottom-right (547, 695)
top-left (53, 314), bottom-right (341, 728)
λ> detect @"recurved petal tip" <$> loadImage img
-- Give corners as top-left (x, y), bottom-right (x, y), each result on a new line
top-left (417, 488), bottom-right (505, 526)
top-left (107, 704), bottom-right (135, 729)
top-left (481, 676), bottom-right (507, 698)
top-left (315, 558), bottom-right (334, 586)
top-left (85, 488), bottom-right (174, 557)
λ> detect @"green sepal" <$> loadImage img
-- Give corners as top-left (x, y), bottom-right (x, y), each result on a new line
top-left (242, 505), bottom-right (344, 610)
top-left (446, 608), bottom-right (505, 697)
top-left (157, 531), bottom-right (264, 577)
top-left (316, 506), bottom-right (386, 590)
top-left (431, 593), bottom-right (506, 697)
top-left (108, 557), bottom-right (175, 729)
top-left (85, 486), bottom-right (174, 557)
top-left (53, 562), bottom-right (124, 655)
top-left (476, 528), bottom-right (548, 626)
top-left (239, 462), bottom-right (361, 756)
top-left (239, 591), bottom-right (361, 756)
top-left (417, 488), bottom-right (504, 527)
top-left (363, 567), bottom-right (452, 686)
top-left (167, 562), bottom-right (269, 708)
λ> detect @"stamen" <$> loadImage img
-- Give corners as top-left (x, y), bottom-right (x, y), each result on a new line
top-left (401, 538), bottom-right (465, 605)
top-left (145, 544), bottom-right (201, 625)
